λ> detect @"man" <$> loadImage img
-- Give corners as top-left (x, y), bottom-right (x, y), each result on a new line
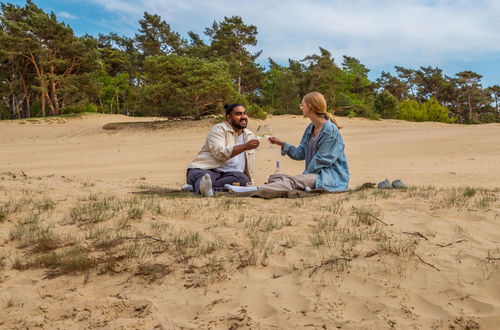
top-left (185, 103), bottom-right (259, 196)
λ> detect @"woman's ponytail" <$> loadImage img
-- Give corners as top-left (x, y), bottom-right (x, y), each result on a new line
top-left (324, 112), bottom-right (342, 129)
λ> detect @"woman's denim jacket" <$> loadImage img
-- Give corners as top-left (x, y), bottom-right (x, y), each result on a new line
top-left (281, 120), bottom-right (349, 192)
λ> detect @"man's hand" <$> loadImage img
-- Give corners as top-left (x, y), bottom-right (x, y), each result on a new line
top-left (269, 136), bottom-right (284, 147)
top-left (244, 139), bottom-right (260, 150)
top-left (230, 138), bottom-right (259, 157)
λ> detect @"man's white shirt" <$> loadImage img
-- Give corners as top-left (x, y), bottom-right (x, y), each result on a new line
top-left (216, 133), bottom-right (246, 173)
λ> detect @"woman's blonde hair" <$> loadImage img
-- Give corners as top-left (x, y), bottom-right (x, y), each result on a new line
top-left (303, 92), bottom-right (342, 129)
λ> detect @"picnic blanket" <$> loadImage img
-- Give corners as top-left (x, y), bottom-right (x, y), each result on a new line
top-left (133, 188), bottom-right (347, 199)
top-left (230, 188), bottom-right (336, 199)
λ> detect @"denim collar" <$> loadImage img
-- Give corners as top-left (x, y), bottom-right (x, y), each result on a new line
top-left (306, 120), bottom-right (334, 140)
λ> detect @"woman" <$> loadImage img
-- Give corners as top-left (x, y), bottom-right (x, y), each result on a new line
top-left (225, 92), bottom-right (349, 193)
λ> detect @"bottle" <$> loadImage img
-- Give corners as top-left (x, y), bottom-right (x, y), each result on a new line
top-left (274, 160), bottom-right (281, 174)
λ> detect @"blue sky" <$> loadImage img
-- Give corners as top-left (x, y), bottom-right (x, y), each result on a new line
top-left (7, 0), bottom-right (500, 87)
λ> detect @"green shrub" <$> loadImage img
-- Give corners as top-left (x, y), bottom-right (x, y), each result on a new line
top-left (29, 101), bottom-right (42, 117)
top-left (374, 90), bottom-right (398, 118)
top-left (65, 100), bottom-right (97, 114)
top-left (84, 103), bottom-right (98, 113)
top-left (246, 103), bottom-right (267, 120)
top-left (398, 98), bottom-right (454, 123)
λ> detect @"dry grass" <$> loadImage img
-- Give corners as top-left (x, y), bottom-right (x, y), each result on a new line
top-left (9, 221), bottom-right (67, 252)
top-left (245, 215), bottom-right (292, 233)
top-left (403, 186), bottom-right (497, 210)
top-left (12, 245), bottom-right (96, 272)
top-left (0, 204), bottom-right (7, 222)
top-left (2, 182), bottom-right (499, 287)
top-left (0, 194), bottom-right (55, 220)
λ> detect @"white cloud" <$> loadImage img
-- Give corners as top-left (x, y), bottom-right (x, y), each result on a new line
top-left (57, 11), bottom-right (78, 20)
top-left (85, 0), bottom-right (500, 68)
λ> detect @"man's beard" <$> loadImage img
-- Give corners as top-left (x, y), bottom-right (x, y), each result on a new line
top-left (230, 118), bottom-right (247, 129)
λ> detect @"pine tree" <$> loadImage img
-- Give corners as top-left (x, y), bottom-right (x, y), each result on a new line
top-left (205, 16), bottom-right (263, 94)
top-left (135, 12), bottom-right (186, 57)
top-left (455, 71), bottom-right (487, 122)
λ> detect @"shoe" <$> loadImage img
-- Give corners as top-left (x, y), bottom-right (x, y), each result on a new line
top-left (199, 174), bottom-right (214, 197)
top-left (391, 179), bottom-right (406, 189)
top-left (181, 184), bottom-right (194, 192)
top-left (377, 179), bottom-right (392, 189)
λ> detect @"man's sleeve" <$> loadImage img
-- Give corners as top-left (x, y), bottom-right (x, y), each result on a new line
top-left (206, 125), bottom-right (232, 161)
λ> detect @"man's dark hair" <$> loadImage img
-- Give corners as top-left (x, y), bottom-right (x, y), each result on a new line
top-left (224, 103), bottom-right (243, 115)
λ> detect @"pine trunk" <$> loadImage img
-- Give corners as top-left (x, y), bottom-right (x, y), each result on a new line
top-left (50, 65), bottom-right (60, 115)
top-left (26, 93), bottom-right (31, 118)
top-left (28, 51), bottom-right (46, 117)
top-left (45, 90), bottom-right (56, 116)
top-left (20, 72), bottom-right (31, 118)
top-left (238, 47), bottom-right (242, 94)
top-left (41, 86), bottom-right (46, 117)
top-left (467, 90), bottom-right (472, 121)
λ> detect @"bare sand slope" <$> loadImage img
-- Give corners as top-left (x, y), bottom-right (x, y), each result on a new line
top-left (0, 114), bottom-right (499, 329)
top-left (1, 113), bottom-right (499, 188)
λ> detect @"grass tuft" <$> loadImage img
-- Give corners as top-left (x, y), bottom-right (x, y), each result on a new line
top-left (245, 215), bottom-right (292, 233)
top-left (375, 238), bottom-right (418, 257)
top-left (12, 246), bottom-right (96, 273)
top-left (9, 221), bottom-right (68, 252)
top-left (68, 197), bottom-right (116, 224)
top-left (351, 205), bottom-right (381, 226)
top-left (0, 206), bottom-right (6, 222)
top-left (127, 207), bottom-right (144, 220)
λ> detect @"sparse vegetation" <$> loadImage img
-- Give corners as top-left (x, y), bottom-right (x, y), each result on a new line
top-left (351, 205), bottom-right (382, 226)
top-left (375, 238), bottom-right (418, 257)
top-left (68, 197), bottom-right (116, 224)
top-left (432, 187), bottom-right (498, 209)
top-left (319, 197), bottom-right (345, 214)
top-left (0, 205), bottom-right (6, 222)
top-left (279, 233), bottom-right (301, 248)
top-left (127, 207), bottom-right (145, 220)
top-left (245, 215), bottom-right (292, 233)
top-left (12, 245), bottom-right (96, 273)
top-left (2, 181), bottom-right (498, 295)
top-left (9, 222), bottom-right (65, 252)
top-left (405, 185), bottom-right (438, 199)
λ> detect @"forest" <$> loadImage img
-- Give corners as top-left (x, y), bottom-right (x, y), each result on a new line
top-left (1, 1), bottom-right (499, 123)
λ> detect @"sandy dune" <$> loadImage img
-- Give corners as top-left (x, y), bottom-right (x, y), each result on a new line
top-left (0, 114), bottom-right (499, 329)
top-left (1, 114), bottom-right (499, 188)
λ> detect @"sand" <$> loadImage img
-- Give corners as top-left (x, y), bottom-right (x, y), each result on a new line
top-left (0, 114), bottom-right (499, 329)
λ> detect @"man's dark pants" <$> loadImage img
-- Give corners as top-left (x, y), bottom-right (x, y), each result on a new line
top-left (187, 169), bottom-right (249, 194)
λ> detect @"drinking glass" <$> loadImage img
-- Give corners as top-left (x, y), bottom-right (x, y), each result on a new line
top-left (256, 124), bottom-right (274, 149)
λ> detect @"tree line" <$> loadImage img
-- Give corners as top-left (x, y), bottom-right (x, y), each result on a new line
top-left (1, 1), bottom-right (499, 123)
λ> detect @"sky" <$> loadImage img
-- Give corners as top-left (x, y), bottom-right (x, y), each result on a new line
top-left (7, 0), bottom-right (500, 87)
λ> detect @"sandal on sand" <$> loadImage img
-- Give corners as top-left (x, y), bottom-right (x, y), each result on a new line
top-left (391, 179), bottom-right (406, 189)
top-left (377, 179), bottom-right (392, 189)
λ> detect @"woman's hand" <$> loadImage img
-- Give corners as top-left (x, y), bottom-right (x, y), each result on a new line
top-left (268, 136), bottom-right (284, 147)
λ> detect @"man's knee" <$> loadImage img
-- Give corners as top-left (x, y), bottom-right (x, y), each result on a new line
top-left (215, 172), bottom-right (249, 187)
top-left (230, 172), bottom-right (249, 185)
top-left (188, 169), bottom-right (219, 192)
top-left (187, 169), bottom-right (207, 185)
